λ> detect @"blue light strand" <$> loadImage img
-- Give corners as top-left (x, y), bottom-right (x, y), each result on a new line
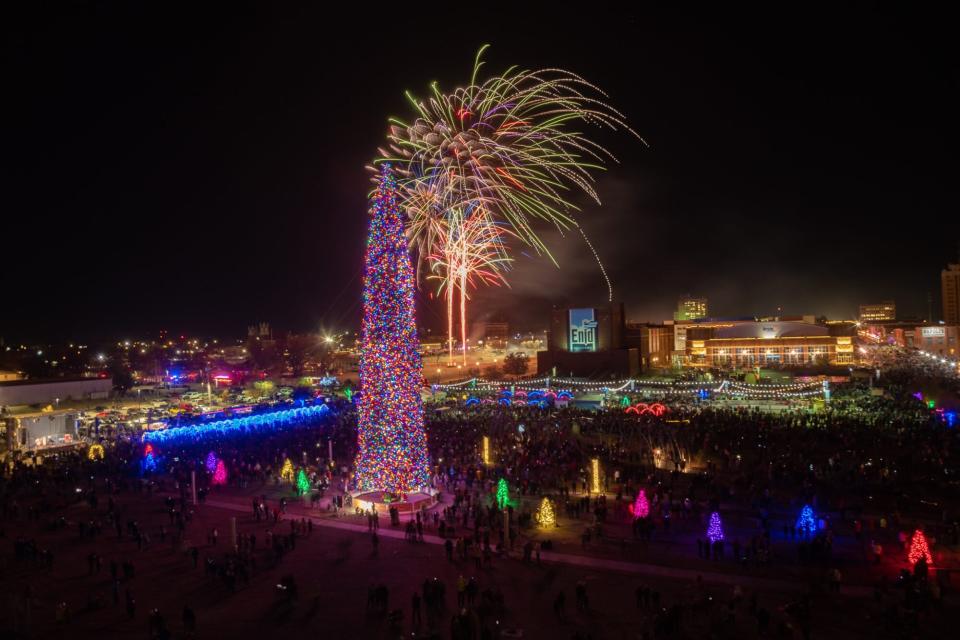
top-left (142, 404), bottom-right (332, 445)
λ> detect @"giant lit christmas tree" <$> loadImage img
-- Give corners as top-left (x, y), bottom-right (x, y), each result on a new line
top-left (353, 164), bottom-right (431, 493)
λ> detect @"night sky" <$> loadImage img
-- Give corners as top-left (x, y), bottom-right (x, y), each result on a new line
top-left (5, 5), bottom-right (957, 342)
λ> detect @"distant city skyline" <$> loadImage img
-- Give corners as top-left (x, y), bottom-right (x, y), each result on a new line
top-left (4, 5), bottom-right (956, 341)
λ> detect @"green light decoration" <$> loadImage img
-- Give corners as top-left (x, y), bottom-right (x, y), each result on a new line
top-left (927, 399), bottom-right (936, 409)
top-left (496, 477), bottom-right (511, 510)
top-left (296, 468), bottom-right (310, 496)
top-left (620, 395), bottom-right (631, 408)
top-left (344, 387), bottom-right (354, 402)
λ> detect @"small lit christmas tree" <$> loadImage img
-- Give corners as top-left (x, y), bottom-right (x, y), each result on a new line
top-left (142, 443), bottom-right (158, 473)
top-left (496, 478), bottom-right (511, 510)
top-left (212, 459), bottom-right (228, 485)
top-left (629, 489), bottom-right (650, 519)
top-left (796, 504), bottom-right (816, 535)
top-left (706, 511), bottom-right (724, 543)
top-left (205, 451), bottom-right (218, 474)
top-left (907, 529), bottom-right (933, 565)
top-left (296, 468), bottom-right (311, 496)
top-left (536, 497), bottom-right (556, 527)
top-left (280, 458), bottom-right (295, 482)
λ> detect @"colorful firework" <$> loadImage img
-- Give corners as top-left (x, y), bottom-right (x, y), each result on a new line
top-left (373, 46), bottom-right (643, 361)
top-left (427, 206), bottom-right (512, 362)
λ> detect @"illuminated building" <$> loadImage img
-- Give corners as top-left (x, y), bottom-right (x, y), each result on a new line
top-left (915, 325), bottom-right (959, 357)
top-left (625, 323), bottom-right (673, 370)
top-left (943, 263), bottom-right (960, 325)
top-left (538, 303), bottom-right (639, 376)
top-left (677, 319), bottom-right (857, 367)
top-left (674, 296), bottom-right (707, 321)
top-left (859, 301), bottom-right (896, 323)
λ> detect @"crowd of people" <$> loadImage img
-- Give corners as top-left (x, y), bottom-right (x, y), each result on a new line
top-left (1, 367), bottom-right (958, 638)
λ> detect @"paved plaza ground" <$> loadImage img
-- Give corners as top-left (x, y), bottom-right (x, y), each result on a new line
top-left (3, 476), bottom-right (956, 639)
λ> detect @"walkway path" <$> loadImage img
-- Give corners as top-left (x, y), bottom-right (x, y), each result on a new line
top-left (205, 498), bottom-right (872, 598)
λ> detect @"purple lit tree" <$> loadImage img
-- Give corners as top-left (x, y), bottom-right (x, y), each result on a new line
top-left (706, 511), bottom-right (724, 543)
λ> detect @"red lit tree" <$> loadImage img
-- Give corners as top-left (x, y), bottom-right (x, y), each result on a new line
top-left (907, 529), bottom-right (933, 565)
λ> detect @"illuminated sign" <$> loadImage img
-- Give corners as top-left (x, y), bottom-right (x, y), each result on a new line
top-left (569, 308), bottom-right (598, 352)
top-left (921, 327), bottom-right (945, 337)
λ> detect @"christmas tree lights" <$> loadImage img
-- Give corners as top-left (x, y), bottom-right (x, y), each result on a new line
top-left (205, 451), bottom-right (218, 474)
top-left (629, 489), bottom-right (649, 519)
top-left (353, 164), bottom-right (431, 493)
top-left (142, 443), bottom-right (158, 473)
top-left (706, 511), bottom-right (724, 543)
top-left (142, 403), bottom-right (332, 444)
top-left (907, 529), bottom-right (933, 565)
top-left (212, 459), bottom-right (227, 485)
top-left (87, 444), bottom-right (104, 461)
top-left (496, 478), bottom-right (511, 510)
top-left (482, 435), bottom-right (491, 465)
top-left (536, 497), bottom-right (556, 527)
top-left (796, 504), bottom-right (816, 535)
top-left (296, 468), bottom-right (310, 496)
top-left (280, 458), bottom-right (295, 483)
top-left (591, 457), bottom-right (601, 493)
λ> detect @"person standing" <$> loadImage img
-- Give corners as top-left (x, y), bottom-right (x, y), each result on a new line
top-left (411, 592), bottom-right (422, 627)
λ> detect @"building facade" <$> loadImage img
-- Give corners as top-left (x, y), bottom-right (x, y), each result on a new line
top-left (539, 303), bottom-right (639, 376)
top-left (859, 301), bottom-right (896, 323)
top-left (674, 296), bottom-right (708, 321)
top-left (481, 320), bottom-right (510, 350)
top-left (677, 320), bottom-right (856, 367)
top-left (943, 264), bottom-right (960, 325)
top-left (914, 325), bottom-right (959, 357)
top-left (0, 377), bottom-right (113, 407)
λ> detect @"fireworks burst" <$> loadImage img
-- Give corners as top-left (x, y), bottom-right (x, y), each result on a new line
top-left (372, 45), bottom-right (643, 361)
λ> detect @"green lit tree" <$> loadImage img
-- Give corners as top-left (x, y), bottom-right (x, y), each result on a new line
top-left (496, 478), bottom-right (511, 510)
top-left (296, 468), bottom-right (311, 496)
